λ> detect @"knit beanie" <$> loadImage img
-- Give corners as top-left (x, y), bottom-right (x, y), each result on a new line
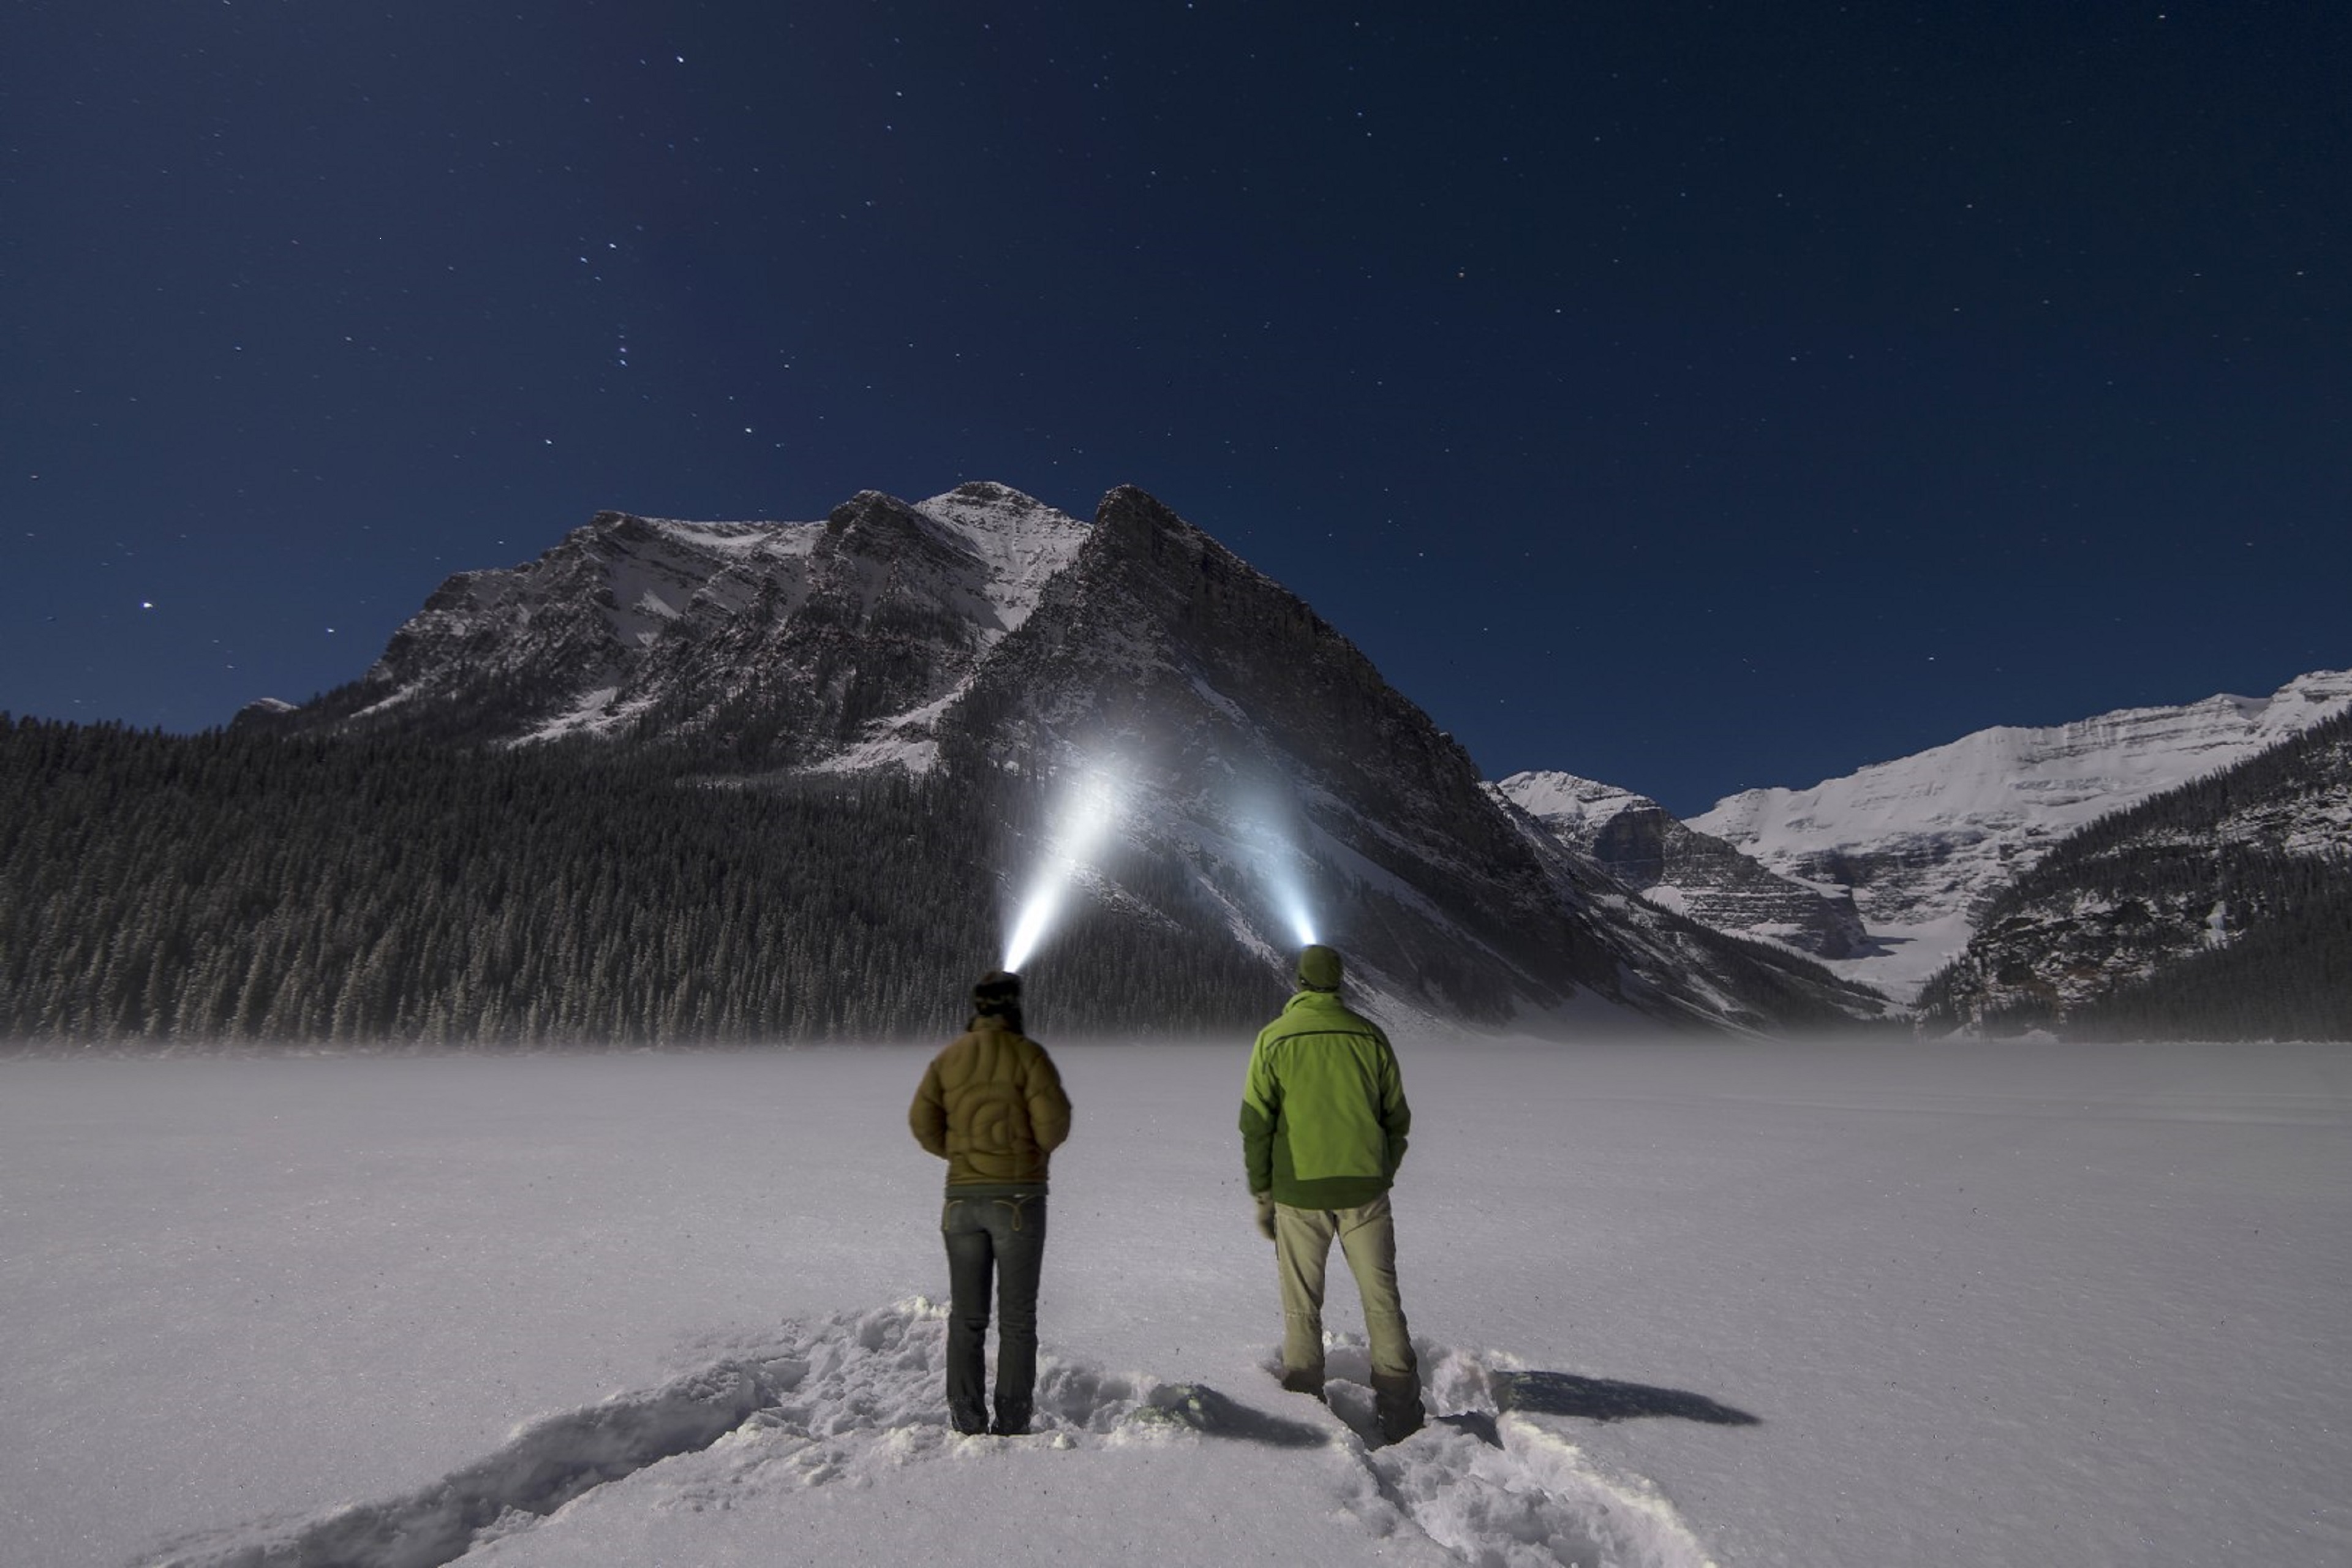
top-left (972, 970), bottom-right (1023, 1016)
top-left (1295, 945), bottom-right (1343, 992)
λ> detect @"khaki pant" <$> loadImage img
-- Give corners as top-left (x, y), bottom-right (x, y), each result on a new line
top-left (1273, 1195), bottom-right (1423, 1436)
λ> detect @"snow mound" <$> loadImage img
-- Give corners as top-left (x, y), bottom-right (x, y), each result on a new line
top-left (149, 1301), bottom-right (1716, 1568)
top-left (149, 1357), bottom-right (770, 1567)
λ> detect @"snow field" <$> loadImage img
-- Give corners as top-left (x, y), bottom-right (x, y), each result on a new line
top-left (2, 1038), bottom-right (2346, 1567)
top-left (146, 1297), bottom-right (1708, 1568)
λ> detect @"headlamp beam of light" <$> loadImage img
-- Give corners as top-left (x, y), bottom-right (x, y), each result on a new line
top-left (1265, 864), bottom-right (1318, 949)
top-left (1234, 796), bottom-right (1319, 949)
top-left (1287, 906), bottom-right (1319, 949)
top-left (1001, 766), bottom-right (1127, 974)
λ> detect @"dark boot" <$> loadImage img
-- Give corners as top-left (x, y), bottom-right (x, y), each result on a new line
top-left (1373, 1371), bottom-right (1425, 1446)
top-left (949, 1401), bottom-right (989, 1436)
top-left (990, 1401), bottom-right (1031, 1437)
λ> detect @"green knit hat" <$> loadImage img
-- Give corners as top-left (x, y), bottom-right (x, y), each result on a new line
top-left (1296, 944), bottom-right (1343, 992)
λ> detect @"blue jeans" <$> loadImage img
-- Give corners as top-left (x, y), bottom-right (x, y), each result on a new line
top-left (941, 1192), bottom-right (1047, 1433)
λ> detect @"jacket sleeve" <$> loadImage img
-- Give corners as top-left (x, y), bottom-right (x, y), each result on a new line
top-left (1027, 1047), bottom-right (1072, 1155)
top-left (1378, 1035), bottom-right (1411, 1178)
top-left (1238, 1035), bottom-right (1280, 1196)
top-left (910, 1058), bottom-right (949, 1159)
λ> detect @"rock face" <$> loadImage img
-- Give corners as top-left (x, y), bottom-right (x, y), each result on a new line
top-left (1684, 670), bottom-right (2352, 1001)
top-left (935, 487), bottom-right (1883, 1032)
top-left (247, 482), bottom-right (1089, 771)
top-left (1497, 772), bottom-right (1868, 959)
top-left (1920, 707), bottom-right (2352, 1033)
top-left (251, 482), bottom-right (1883, 1037)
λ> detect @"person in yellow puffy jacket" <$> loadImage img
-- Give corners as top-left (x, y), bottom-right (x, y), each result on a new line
top-left (1240, 944), bottom-right (1425, 1444)
top-left (910, 970), bottom-right (1072, 1436)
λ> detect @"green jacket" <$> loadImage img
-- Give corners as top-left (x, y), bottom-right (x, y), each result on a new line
top-left (910, 1015), bottom-right (1072, 1192)
top-left (1240, 990), bottom-right (1410, 1210)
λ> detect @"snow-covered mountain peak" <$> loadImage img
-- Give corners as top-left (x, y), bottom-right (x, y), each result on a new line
top-left (913, 480), bottom-right (1076, 540)
top-left (275, 483), bottom-right (1095, 763)
top-left (1494, 771), bottom-right (1649, 834)
top-left (617, 513), bottom-right (816, 554)
top-left (1494, 771), bottom-right (1871, 962)
top-left (237, 481), bottom-right (1884, 1033)
top-left (907, 482), bottom-right (1090, 644)
top-left (1686, 668), bottom-right (2352, 1000)
top-left (1694, 669), bottom-right (2352, 853)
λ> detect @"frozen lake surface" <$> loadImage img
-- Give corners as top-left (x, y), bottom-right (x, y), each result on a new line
top-left (2, 1035), bottom-right (2346, 1566)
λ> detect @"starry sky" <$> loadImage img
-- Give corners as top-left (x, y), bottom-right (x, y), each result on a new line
top-left (6, 2), bottom-right (2346, 816)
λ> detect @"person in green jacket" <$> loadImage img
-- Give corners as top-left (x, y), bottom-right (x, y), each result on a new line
top-left (1240, 944), bottom-right (1425, 1444)
top-left (910, 970), bottom-right (1072, 1436)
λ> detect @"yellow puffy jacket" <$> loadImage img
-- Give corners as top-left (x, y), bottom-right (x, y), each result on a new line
top-left (910, 1014), bottom-right (1072, 1189)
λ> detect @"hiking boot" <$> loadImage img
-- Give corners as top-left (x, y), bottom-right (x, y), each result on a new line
top-left (1278, 1366), bottom-right (1327, 1400)
top-left (1373, 1372), bottom-right (1425, 1446)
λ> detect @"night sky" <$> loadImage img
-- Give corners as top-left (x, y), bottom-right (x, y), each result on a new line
top-left (6, 2), bottom-right (2346, 816)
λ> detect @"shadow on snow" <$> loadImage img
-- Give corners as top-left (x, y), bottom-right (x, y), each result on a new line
top-left (1496, 1370), bottom-right (1762, 1427)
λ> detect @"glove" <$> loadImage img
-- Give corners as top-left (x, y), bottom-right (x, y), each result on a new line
top-left (1253, 1193), bottom-right (1278, 1242)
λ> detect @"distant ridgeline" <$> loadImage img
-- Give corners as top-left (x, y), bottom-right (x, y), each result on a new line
top-left (1919, 706), bottom-right (2352, 1042)
top-left (0, 717), bottom-right (1285, 1047)
top-left (7, 484), bottom-right (1893, 1049)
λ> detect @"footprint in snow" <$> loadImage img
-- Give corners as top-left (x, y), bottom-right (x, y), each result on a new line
top-left (146, 1300), bottom-right (1719, 1568)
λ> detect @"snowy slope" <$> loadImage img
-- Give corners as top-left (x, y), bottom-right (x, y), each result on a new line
top-left (928, 487), bottom-right (1882, 1035)
top-left (1687, 669), bottom-right (2352, 999)
top-left (1496, 772), bottom-right (1868, 960)
top-left (252, 482), bottom-right (1091, 769)
top-left (3, 1042), bottom-right (2345, 1568)
top-left (234, 482), bottom-right (1879, 1035)
top-left (1922, 706), bottom-right (2352, 1030)
top-left (1497, 772), bottom-right (1651, 834)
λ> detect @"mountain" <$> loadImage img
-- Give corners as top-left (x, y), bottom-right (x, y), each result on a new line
top-left (1918, 707), bottom-right (2352, 1039)
top-left (246, 482), bottom-right (1090, 771)
top-left (1682, 670), bottom-right (2352, 1001)
top-left (1496, 772), bottom-right (1868, 959)
top-left (235, 483), bottom-right (1883, 1039)
top-left (923, 486), bottom-right (1886, 1033)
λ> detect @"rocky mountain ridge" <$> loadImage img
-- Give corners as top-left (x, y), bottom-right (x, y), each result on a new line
top-left (1495, 771), bottom-right (1868, 960)
top-left (251, 482), bottom-right (1091, 771)
top-left (1677, 669), bottom-right (2352, 1001)
top-left (246, 483), bottom-right (1883, 1038)
top-left (1918, 706), bottom-right (2352, 1038)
